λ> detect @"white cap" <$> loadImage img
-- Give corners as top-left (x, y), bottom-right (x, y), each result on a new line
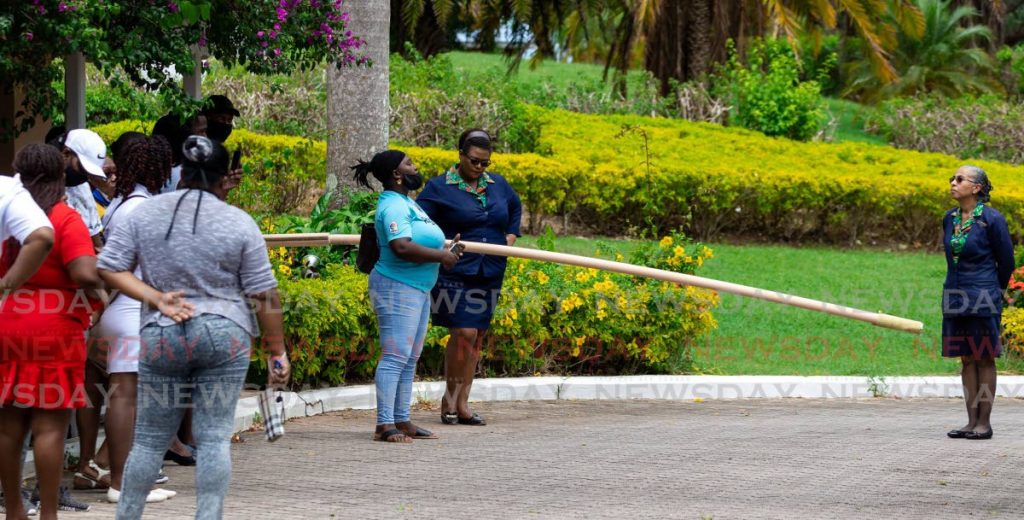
top-left (63, 129), bottom-right (107, 179)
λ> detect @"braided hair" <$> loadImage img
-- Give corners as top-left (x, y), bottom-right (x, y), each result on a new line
top-left (115, 135), bottom-right (172, 198)
top-left (14, 144), bottom-right (65, 213)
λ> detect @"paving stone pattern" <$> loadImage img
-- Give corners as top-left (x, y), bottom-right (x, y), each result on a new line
top-left (70, 398), bottom-right (1024, 519)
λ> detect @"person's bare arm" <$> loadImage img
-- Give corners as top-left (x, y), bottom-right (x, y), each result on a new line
top-left (66, 256), bottom-right (106, 301)
top-left (389, 233), bottom-right (464, 269)
top-left (250, 288), bottom-right (291, 387)
top-left (98, 269), bottom-right (194, 322)
top-left (0, 228), bottom-right (54, 293)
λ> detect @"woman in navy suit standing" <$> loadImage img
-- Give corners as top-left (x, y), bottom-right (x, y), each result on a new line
top-left (417, 129), bottom-right (522, 426)
top-left (942, 165), bottom-right (1014, 440)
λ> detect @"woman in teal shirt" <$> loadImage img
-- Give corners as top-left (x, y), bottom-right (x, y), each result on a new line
top-left (353, 150), bottom-right (463, 443)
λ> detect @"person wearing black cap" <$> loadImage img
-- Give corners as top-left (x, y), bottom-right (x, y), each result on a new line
top-left (353, 150), bottom-right (464, 443)
top-left (201, 95), bottom-right (242, 193)
top-left (201, 95), bottom-right (239, 144)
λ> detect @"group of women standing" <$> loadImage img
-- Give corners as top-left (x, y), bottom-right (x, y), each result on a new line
top-left (0, 130), bottom-right (289, 519)
top-left (355, 137), bottom-right (1016, 446)
top-left (0, 117), bottom-right (1018, 520)
top-left (357, 129), bottom-right (521, 442)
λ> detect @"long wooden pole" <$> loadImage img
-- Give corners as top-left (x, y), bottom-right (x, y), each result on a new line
top-left (263, 233), bottom-right (924, 334)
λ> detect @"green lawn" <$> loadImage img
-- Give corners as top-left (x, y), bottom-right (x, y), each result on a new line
top-left (445, 51), bottom-right (647, 91)
top-left (516, 236), bottom-right (1022, 376)
top-left (824, 98), bottom-right (886, 145)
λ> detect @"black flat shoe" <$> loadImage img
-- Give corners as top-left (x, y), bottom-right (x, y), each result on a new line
top-left (965, 429), bottom-right (993, 440)
top-left (947, 429), bottom-right (969, 439)
top-left (457, 413), bottom-right (486, 426)
top-left (441, 411), bottom-right (458, 425)
top-left (163, 449), bottom-right (196, 466)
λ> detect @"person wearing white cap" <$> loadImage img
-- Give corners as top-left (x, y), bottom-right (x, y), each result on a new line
top-left (56, 129), bottom-right (108, 251)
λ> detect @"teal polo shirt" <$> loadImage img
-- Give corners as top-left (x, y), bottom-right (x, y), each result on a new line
top-left (374, 191), bottom-right (446, 291)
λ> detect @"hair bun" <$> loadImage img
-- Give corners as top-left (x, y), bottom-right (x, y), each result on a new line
top-left (182, 135), bottom-right (215, 163)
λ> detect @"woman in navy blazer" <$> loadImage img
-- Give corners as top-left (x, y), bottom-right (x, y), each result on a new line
top-left (942, 165), bottom-right (1014, 441)
top-left (416, 129), bottom-right (522, 426)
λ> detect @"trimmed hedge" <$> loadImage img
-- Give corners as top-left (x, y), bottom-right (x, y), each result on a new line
top-left (254, 237), bottom-right (718, 387)
top-left (94, 106), bottom-right (1024, 246)
top-left (91, 121), bottom-right (325, 214)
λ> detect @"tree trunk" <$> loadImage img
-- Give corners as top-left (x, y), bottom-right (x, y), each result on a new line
top-left (327, 0), bottom-right (390, 205)
top-left (643, 0), bottom-right (746, 95)
top-left (686, 0), bottom-right (713, 81)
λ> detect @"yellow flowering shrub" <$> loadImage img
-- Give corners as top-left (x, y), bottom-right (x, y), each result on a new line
top-left (249, 264), bottom-right (378, 387)
top-left (529, 109), bottom-right (1024, 243)
top-left (422, 234), bottom-right (720, 375)
top-left (1002, 307), bottom-right (1024, 356)
top-left (92, 121), bottom-right (326, 215)
top-left (95, 107), bottom-right (1024, 244)
top-left (254, 235), bottom-right (719, 386)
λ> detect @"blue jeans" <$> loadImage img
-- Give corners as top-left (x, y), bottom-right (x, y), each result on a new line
top-left (369, 270), bottom-right (430, 426)
top-left (116, 315), bottom-right (251, 520)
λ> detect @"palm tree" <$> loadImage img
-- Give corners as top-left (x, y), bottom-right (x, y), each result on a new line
top-left (844, 0), bottom-right (1000, 101)
top-left (327, 0), bottom-right (391, 202)
top-left (392, 0), bottom-right (928, 95)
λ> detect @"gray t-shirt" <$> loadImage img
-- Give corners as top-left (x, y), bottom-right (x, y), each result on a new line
top-left (97, 189), bottom-right (277, 337)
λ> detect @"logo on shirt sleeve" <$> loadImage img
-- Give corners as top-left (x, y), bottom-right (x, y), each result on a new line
top-left (389, 221), bottom-right (399, 234)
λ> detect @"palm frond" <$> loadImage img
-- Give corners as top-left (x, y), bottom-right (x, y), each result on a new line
top-left (401, 0), bottom-right (425, 32)
top-left (892, 0), bottom-right (926, 39)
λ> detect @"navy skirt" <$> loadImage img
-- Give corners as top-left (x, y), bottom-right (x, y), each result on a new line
top-left (941, 315), bottom-right (1002, 359)
top-left (430, 272), bottom-right (504, 330)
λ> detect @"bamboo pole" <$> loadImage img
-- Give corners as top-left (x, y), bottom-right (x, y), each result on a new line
top-left (262, 233), bottom-right (924, 334)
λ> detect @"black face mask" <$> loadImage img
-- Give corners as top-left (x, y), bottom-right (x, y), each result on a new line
top-left (65, 164), bottom-right (88, 187)
top-left (402, 173), bottom-right (423, 191)
top-left (207, 121), bottom-right (233, 143)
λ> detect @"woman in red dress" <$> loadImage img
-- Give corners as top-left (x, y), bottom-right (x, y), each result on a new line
top-left (0, 144), bottom-right (104, 520)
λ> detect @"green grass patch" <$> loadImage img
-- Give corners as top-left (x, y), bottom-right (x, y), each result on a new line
top-left (517, 235), bottom-right (1023, 375)
top-left (445, 51), bottom-right (646, 92)
top-left (824, 98), bottom-right (886, 145)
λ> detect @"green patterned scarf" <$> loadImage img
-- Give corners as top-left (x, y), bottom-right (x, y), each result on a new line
top-left (950, 203), bottom-right (984, 264)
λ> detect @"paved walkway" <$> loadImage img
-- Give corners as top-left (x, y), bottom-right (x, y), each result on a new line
top-left (70, 398), bottom-right (1024, 519)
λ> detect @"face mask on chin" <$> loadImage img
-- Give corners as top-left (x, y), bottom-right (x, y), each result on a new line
top-left (402, 173), bottom-right (424, 191)
top-left (65, 164), bottom-right (88, 187)
top-left (206, 121), bottom-right (233, 143)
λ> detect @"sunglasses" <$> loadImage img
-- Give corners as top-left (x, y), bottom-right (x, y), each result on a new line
top-left (463, 155), bottom-right (490, 168)
top-left (950, 175), bottom-right (979, 184)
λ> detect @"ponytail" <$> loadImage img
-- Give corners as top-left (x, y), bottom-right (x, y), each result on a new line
top-left (349, 150), bottom-right (407, 191)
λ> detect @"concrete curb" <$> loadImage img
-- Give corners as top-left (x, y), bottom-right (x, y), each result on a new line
top-left (235, 374), bottom-right (1024, 433)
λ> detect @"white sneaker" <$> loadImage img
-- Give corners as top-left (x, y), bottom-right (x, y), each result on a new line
top-left (154, 469), bottom-right (170, 485)
top-left (106, 487), bottom-right (167, 504)
top-left (151, 488), bottom-right (176, 499)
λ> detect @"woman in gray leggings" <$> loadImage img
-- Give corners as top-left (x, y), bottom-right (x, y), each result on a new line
top-left (98, 136), bottom-right (290, 519)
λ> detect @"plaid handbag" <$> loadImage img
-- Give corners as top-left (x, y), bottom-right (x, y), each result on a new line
top-left (257, 387), bottom-right (285, 442)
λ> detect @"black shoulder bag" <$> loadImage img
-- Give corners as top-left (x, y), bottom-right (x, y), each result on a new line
top-left (355, 222), bottom-right (379, 274)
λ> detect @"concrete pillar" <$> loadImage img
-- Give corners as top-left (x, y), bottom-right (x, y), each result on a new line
top-left (64, 52), bottom-right (87, 130)
top-left (182, 46), bottom-right (205, 99)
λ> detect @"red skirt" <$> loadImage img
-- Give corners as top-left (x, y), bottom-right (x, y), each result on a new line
top-left (0, 324), bottom-right (87, 409)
